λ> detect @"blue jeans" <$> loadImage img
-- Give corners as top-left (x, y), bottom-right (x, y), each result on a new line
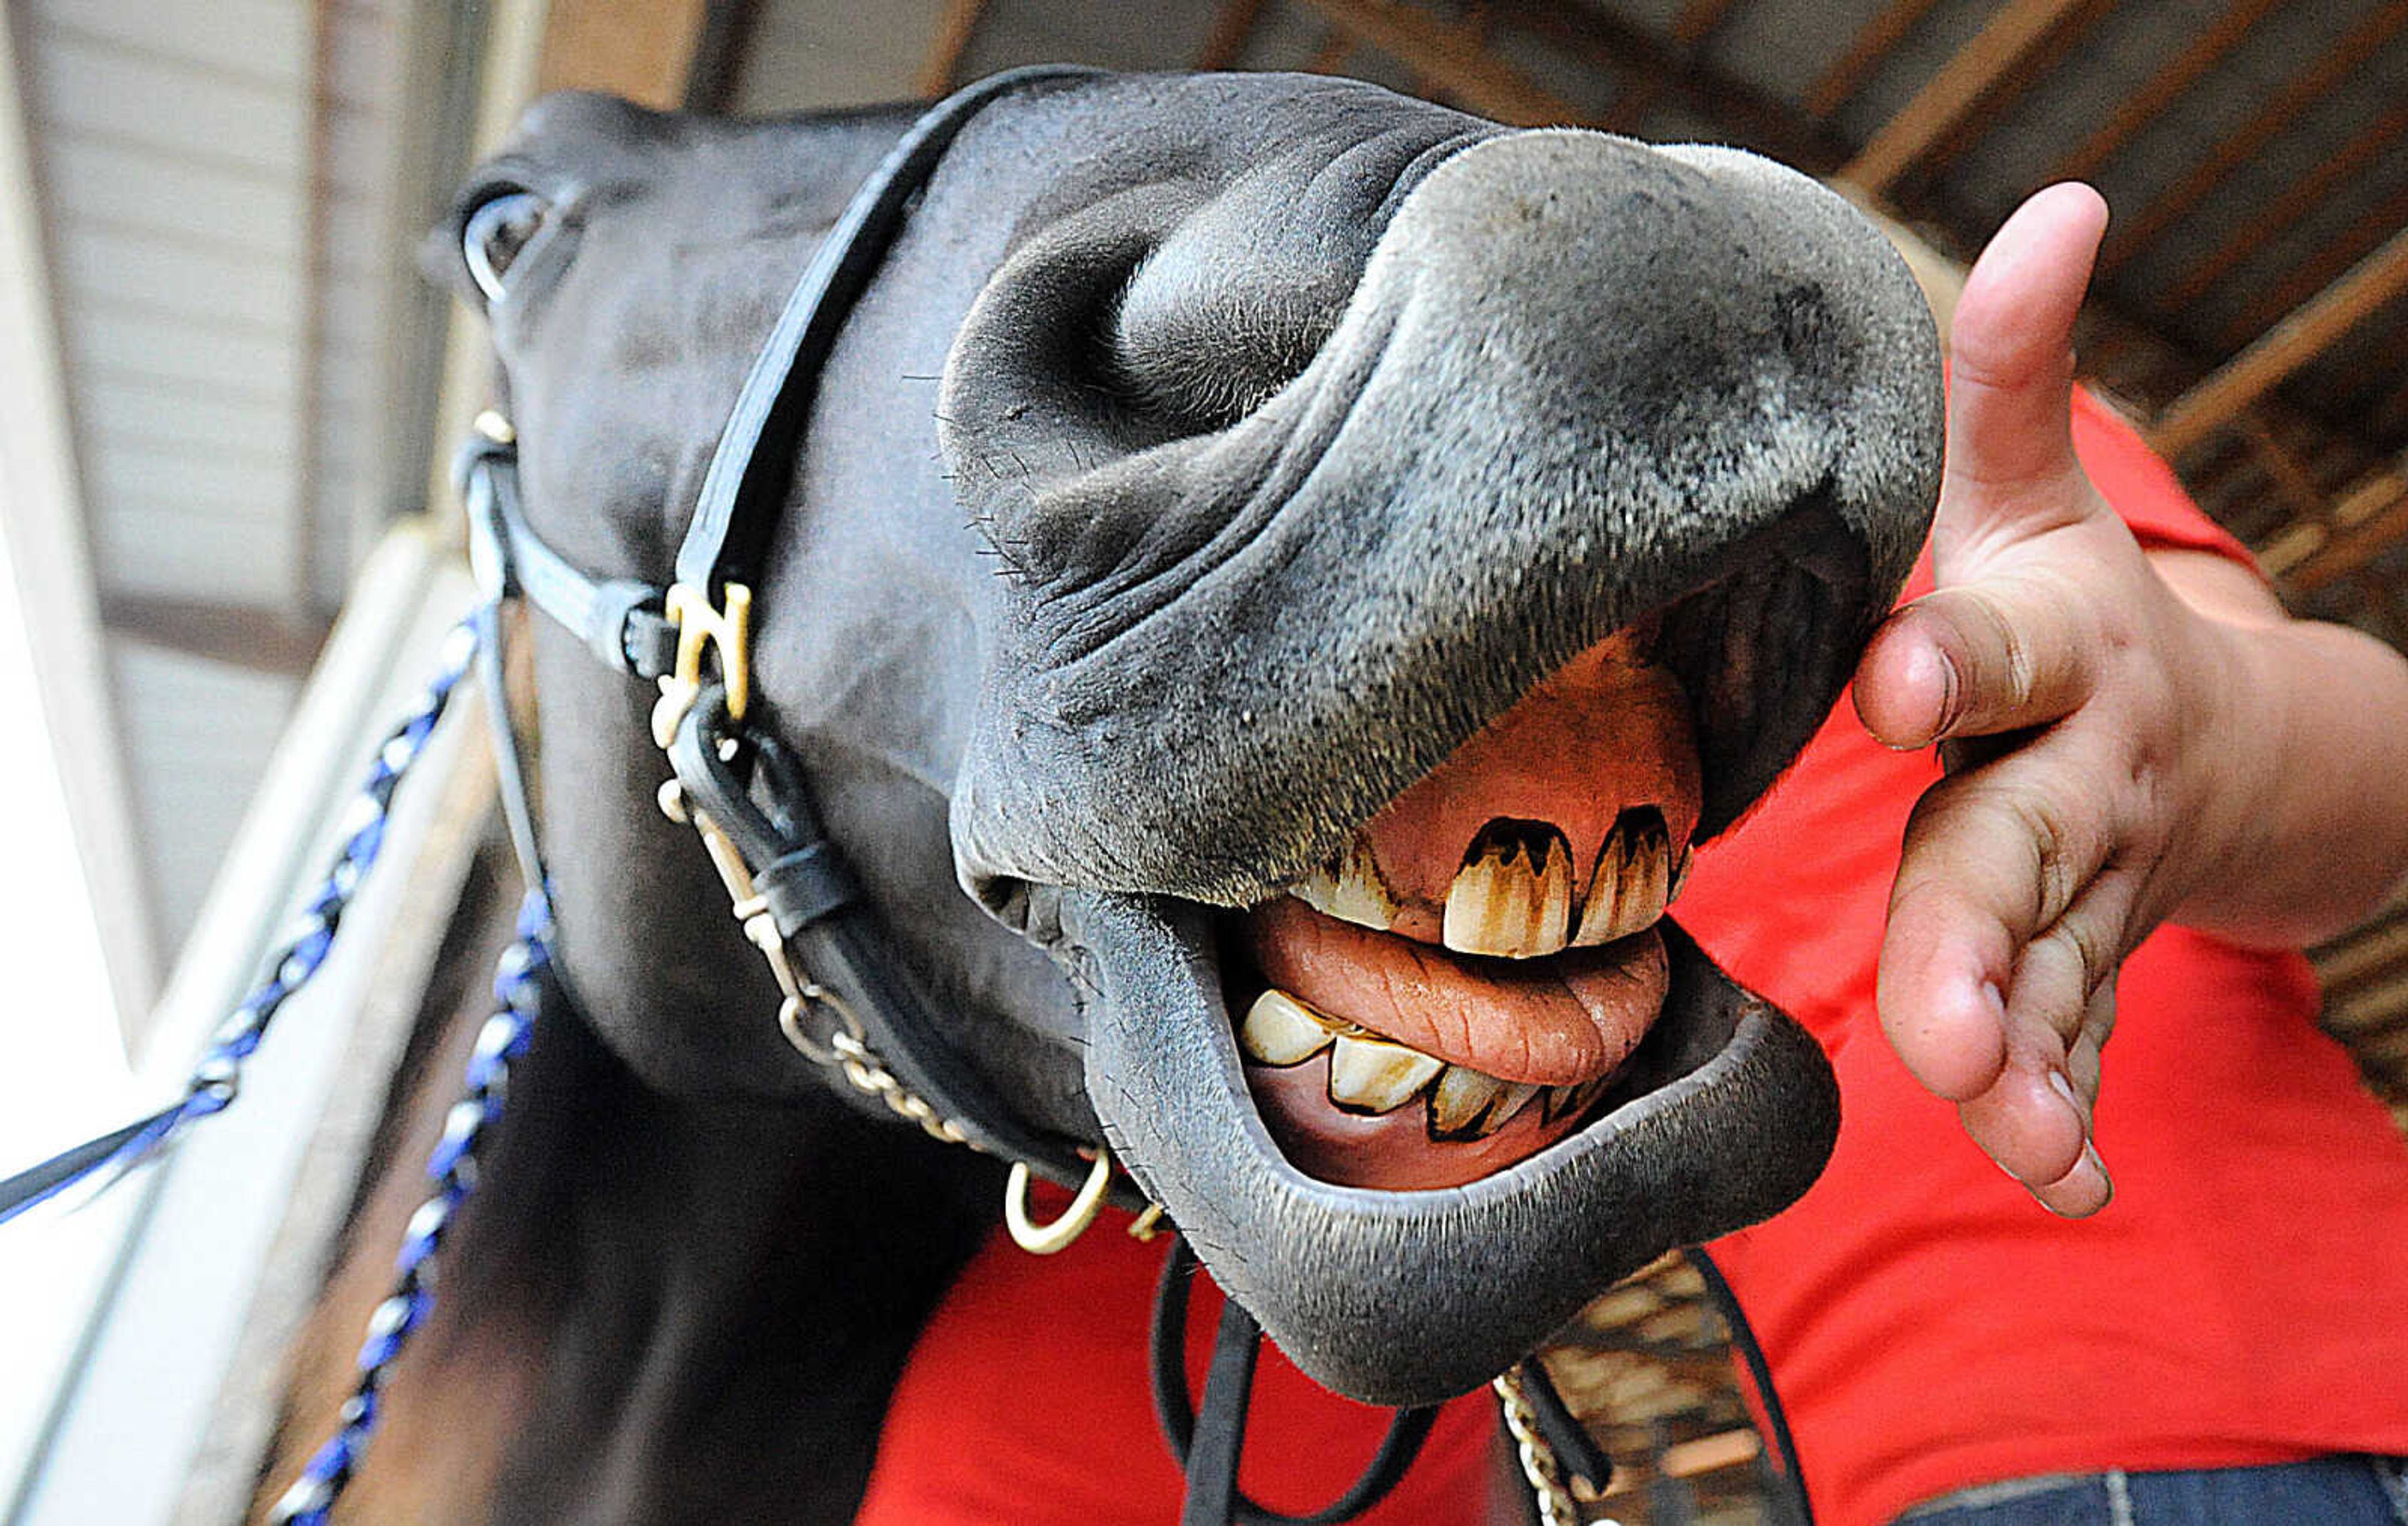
top-left (1895, 1456), bottom-right (2408, 1525)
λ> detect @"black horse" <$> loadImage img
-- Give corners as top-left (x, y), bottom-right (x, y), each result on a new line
top-left (260, 68), bottom-right (1938, 1522)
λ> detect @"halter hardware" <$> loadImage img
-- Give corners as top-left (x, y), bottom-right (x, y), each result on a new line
top-left (1005, 1147), bottom-right (1114, 1255)
top-left (650, 579), bottom-right (751, 749)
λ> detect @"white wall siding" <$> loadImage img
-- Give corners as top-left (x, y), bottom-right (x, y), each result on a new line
top-left (107, 639), bottom-right (300, 950)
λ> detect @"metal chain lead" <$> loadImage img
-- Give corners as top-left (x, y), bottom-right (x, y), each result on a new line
top-left (1496, 1364), bottom-right (1583, 1526)
top-left (655, 779), bottom-right (975, 1150)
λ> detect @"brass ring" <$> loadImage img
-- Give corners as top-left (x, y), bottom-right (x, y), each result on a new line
top-left (775, 994), bottom-right (840, 1065)
top-left (1005, 1148), bottom-right (1112, 1256)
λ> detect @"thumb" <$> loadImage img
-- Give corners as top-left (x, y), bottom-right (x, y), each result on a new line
top-left (1940, 182), bottom-right (2110, 554)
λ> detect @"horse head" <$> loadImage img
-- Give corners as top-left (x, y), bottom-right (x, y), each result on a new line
top-left (435, 70), bottom-right (1940, 1407)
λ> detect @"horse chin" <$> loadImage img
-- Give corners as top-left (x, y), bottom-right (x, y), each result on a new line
top-left (1057, 885), bottom-right (1837, 1407)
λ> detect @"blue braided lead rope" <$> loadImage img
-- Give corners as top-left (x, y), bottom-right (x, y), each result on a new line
top-left (0, 619), bottom-right (482, 1229)
top-left (268, 892), bottom-right (550, 1526)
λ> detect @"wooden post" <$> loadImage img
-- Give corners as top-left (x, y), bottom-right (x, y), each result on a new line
top-left (536, 0), bottom-right (713, 110)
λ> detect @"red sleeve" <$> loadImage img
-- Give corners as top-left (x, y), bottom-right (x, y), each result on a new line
top-left (2069, 386), bottom-right (2261, 574)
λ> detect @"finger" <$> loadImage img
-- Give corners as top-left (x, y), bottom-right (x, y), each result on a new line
top-left (1957, 902), bottom-right (2131, 1213)
top-left (1855, 576), bottom-right (2099, 748)
top-left (1943, 183), bottom-right (2109, 523)
top-left (1877, 753), bottom-right (2117, 1099)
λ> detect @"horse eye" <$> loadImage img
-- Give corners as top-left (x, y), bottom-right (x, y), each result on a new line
top-left (463, 191), bottom-right (548, 302)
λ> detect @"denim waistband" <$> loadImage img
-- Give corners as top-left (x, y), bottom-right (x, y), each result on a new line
top-left (1895, 1455), bottom-right (2408, 1526)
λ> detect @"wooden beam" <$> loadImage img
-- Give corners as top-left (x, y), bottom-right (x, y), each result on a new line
top-left (2316, 911), bottom-right (2408, 996)
top-left (1660, 1427), bottom-right (1763, 1480)
top-left (1294, 0), bottom-right (1583, 127)
top-left (1305, 28), bottom-right (1358, 74)
top-left (536, 0), bottom-right (712, 110)
top-left (2237, 416), bottom-right (2328, 525)
top-left (2283, 479), bottom-right (2408, 596)
top-left (2047, 0), bottom-right (2286, 183)
top-left (2149, 222), bottom-right (2408, 458)
top-left (1914, 0), bottom-right (2115, 179)
top-left (2099, 0), bottom-right (2408, 278)
top-left (97, 595), bottom-right (329, 678)
top-left (1498, 0), bottom-right (1851, 172)
top-left (916, 0), bottom-right (992, 99)
top-left (2158, 100), bottom-right (2408, 314)
top-left (2220, 177), bottom-right (2408, 352)
top-left (1195, 0), bottom-right (1270, 70)
top-left (1837, 0), bottom-right (2096, 198)
top-left (2326, 967), bottom-right (2408, 1043)
top-left (1603, 0), bottom-right (1739, 132)
top-left (1804, 0), bottom-right (1943, 119)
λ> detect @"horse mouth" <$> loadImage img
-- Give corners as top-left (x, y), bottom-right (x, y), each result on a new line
top-left (1037, 514), bottom-right (1890, 1404)
top-left (1225, 628), bottom-right (1701, 1192)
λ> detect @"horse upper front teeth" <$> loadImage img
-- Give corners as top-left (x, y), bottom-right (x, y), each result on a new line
top-left (1292, 834), bottom-right (1400, 930)
top-left (1443, 820), bottom-right (1575, 957)
top-left (1571, 806), bottom-right (1679, 947)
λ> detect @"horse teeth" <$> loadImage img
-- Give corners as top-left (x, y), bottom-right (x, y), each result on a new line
top-left (1571, 806), bottom-right (1673, 947)
top-left (1327, 1036), bottom-right (1445, 1113)
top-left (1291, 833), bottom-right (1400, 932)
top-left (1442, 819), bottom-right (1574, 958)
top-left (1543, 1076), bottom-right (1610, 1125)
top-left (1428, 1065), bottom-right (1509, 1135)
top-left (1240, 989), bottom-right (1339, 1066)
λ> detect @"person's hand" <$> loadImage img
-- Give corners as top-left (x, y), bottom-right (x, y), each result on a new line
top-left (1851, 184), bottom-right (2260, 1217)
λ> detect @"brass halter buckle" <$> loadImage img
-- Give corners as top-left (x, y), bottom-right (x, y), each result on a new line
top-left (651, 581), bottom-right (752, 750)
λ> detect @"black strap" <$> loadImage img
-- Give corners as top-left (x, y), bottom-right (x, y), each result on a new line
top-left (458, 433), bottom-right (678, 682)
top-left (1689, 1247), bottom-right (1815, 1526)
top-left (672, 63), bottom-right (1099, 596)
top-left (1151, 1238), bottom-right (1439, 1526)
top-left (1514, 1357), bottom-right (1615, 1500)
top-left (663, 684), bottom-right (1110, 1187)
top-left (1185, 1298), bottom-right (1261, 1526)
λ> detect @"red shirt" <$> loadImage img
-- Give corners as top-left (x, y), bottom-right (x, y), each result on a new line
top-left (863, 389), bottom-right (2408, 1525)
top-left (1685, 389), bottom-right (2408, 1525)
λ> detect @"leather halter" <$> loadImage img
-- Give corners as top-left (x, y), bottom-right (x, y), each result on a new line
top-left (456, 68), bottom-right (1498, 1526)
top-left (459, 63), bottom-right (1119, 1194)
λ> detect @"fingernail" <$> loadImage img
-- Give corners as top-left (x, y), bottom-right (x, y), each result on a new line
top-left (2046, 1068), bottom-right (2081, 1115)
top-left (2037, 1143), bottom-right (2113, 1218)
top-left (1905, 636), bottom-right (1958, 742)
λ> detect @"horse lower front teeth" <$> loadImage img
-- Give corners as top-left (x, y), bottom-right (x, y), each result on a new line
top-left (1328, 1036), bottom-right (1445, 1112)
top-left (1241, 989), bottom-right (1338, 1065)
